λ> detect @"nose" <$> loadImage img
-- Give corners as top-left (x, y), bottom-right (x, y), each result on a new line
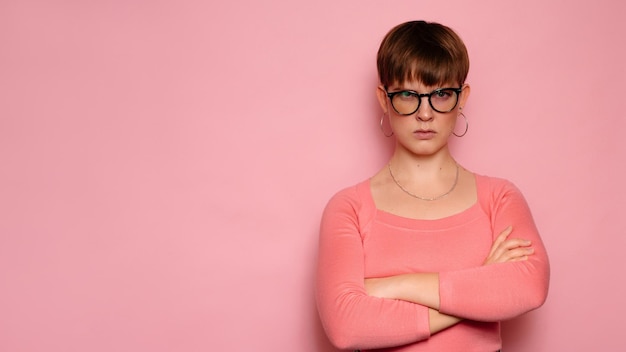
top-left (415, 96), bottom-right (434, 121)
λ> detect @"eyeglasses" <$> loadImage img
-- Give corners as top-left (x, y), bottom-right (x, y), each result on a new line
top-left (385, 87), bottom-right (462, 115)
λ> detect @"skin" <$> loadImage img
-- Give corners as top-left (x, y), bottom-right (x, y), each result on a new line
top-left (365, 80), bottom-right (535, 334)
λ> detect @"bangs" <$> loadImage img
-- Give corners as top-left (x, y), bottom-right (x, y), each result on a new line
top-left (403, 54), bottom-right (463, 88)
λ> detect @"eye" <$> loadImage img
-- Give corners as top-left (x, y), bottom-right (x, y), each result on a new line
top-left (433, 89), bottom-right (452, 98)
top-left (397, 91), bottom-right (416, 100)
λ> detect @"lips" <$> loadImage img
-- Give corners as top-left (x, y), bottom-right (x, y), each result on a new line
top-left (413, 129), bottom-right (436, 139)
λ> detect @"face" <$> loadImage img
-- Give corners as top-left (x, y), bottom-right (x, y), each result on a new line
top-left (377, 80), bottom-right (470, 157)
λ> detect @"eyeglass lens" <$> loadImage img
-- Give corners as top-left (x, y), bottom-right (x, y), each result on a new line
top-left (391, 89), bottom-right (459, 114)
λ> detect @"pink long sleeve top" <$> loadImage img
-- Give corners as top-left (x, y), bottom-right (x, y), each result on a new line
top-left (316, 174), bottom-right (550, 352)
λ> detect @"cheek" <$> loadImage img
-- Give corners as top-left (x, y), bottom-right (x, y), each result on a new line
top-left (389, 115), bottom-right (412, 130)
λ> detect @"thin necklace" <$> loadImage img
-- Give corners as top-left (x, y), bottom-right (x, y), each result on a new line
top-left (388, 162), bottom-right (459, 201)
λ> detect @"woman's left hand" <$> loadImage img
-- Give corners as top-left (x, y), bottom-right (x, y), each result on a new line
top-left (483, 225), bottom-right (534, 265)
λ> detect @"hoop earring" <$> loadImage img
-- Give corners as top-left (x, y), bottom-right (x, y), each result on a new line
top-left (380, 113), bottom-right (394, 137)
top-left (453, 112), bottom-right (468, 137)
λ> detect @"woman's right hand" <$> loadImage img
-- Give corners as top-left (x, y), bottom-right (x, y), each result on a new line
top-left (483, 226), bottom-right (534, 265)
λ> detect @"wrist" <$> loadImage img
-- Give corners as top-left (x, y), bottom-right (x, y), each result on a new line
top-left (396, 273), bottom-right (440, 309)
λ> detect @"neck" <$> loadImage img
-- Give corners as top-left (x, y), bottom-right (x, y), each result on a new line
top-left (389, 148), bottom-right (456, 178)
top-left (387, 161), bottom-right (459, 201)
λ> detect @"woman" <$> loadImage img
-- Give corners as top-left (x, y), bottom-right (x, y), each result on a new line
top-left (316, 21), bottom-right (549, 352)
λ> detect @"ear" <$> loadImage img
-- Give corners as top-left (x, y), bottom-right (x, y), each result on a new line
top-left (376, 85), bottom-right (389, 114)
top-left (458, 83), bottom-right (471, 110)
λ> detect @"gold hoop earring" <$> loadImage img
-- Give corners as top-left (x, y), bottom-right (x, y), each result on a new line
top-left (380, 113), bottom-right (394, 137)
top-left (453, 112), bottom-right (468, 137)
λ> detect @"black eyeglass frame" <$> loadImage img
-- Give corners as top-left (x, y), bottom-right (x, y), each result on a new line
top-left (385, 87), bottom-right (463, 115)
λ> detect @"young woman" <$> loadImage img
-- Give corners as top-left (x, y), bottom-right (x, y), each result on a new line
top-left (316, 20), bottom-right (549, 352)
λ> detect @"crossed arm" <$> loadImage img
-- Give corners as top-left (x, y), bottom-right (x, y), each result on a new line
top-left (364, 225), bottom-right (535, 334)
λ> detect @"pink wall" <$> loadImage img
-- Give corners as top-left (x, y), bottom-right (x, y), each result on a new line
top-left (1, 1), bottom-right (625, 351)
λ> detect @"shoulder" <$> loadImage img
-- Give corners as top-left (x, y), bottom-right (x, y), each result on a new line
top-left (324, 179), bottom-right (370, 213)
top-left (474, 173), bottom-right (532, 216)
top-left (319, 179), bottom-right (379, 238)
top-left (475, 173), bottom-right (522, 197)
top-left (320, 179), bottom-right (378, 233)
top-left (474, 173), bottom-right (530, 210)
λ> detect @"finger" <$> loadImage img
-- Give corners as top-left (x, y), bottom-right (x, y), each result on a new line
top-left (492, 226), bottom-right (514, 249)
top-left (498, 238), bottom-right (532, 251)
top-left (498, 247), bottom-right (535, 263)
top-left (510, 255), bottom-right (529, 262)
top-left (488, 226), bottom-right (514, 257)
top-left (491, 240), bottom-right (532, 262)
top-left (496, 225), bottom-right (514, 241)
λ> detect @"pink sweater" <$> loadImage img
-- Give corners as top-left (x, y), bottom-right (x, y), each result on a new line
top-left (316, 175), bottom-right (549, 351)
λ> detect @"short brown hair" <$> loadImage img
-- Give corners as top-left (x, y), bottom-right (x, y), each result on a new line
top-left (377, 20), bottom-right (469, 87)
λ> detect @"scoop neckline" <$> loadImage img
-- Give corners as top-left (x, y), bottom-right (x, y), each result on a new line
top-left (361, 174), bottom-right (486, 230)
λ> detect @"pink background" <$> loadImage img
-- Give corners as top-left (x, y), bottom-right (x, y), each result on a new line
top-left (1, 1), bottom-right (625, 351)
